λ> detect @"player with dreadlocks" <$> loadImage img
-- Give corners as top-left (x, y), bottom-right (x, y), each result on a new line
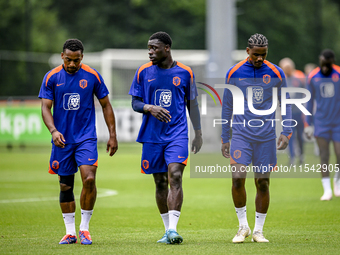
top-left (221, 33), bottom-right (292, 243)
top-left (129, 31), bottom-right (202, 244)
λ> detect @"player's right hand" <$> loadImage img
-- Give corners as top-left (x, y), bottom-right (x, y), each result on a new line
top-left (221, 142), bottom-right (230, 158)
top-left (304, 126), bottom-right (314, 140)
top-left (52, 131), bottom-right (66, 148)
top-left (149, 105), bottom-right (172, 123)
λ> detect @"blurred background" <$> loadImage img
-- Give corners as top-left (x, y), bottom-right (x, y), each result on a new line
top-left (1, 0), bottom-right (340, 149)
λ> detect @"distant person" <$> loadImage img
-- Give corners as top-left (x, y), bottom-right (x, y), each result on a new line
top-left (304, 63), bottom-right (317, 76)
top-left (279, 58), bottom-right (305, 165)
top-left (39, 39), bottom-right (118, 244)
top-left (221, 33), bottom-right (292, 243)
top-left (304, 49), bottom-right (340, 200)
top-left (304, 63), bottom-right (320, 156)
top-left (129, 31), bottom-right (202, 244)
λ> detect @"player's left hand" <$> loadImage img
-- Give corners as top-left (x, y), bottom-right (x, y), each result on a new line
top-left (277, 134), bottom-right (289, 150)
top-left (191, 129), bottom-right (202, 154)
top-left (106, 135), bottom-right (118, 156)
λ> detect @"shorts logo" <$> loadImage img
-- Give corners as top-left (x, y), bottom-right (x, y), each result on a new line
top-left (63, 93), bottom-right (80, 110)
top-left (233, 150), bottom-right (242, 159)
top-left (142, 160), bottom-right (149, 169)
top-left (332, 73), bottom-right (339, 82)
top-left (251, 86), bottom-right (263, 104)
top-left (52, 160), bottom-right (59, 170)
top-left (320, 82), bottom-right (334, 98)
top-left (263, 74), bottom-right (271, 84)
top-left (79, 79), bottom-right (88, 89)
top-left (173, 76), bottom-right (181, 86)
top-left (155, 89), bottom-right (172, 107)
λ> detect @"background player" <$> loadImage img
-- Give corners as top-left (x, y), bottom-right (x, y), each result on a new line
top-left (304, 49), bottom-right (340, 200)
top-left (129, 31), bottom-right (202, 244)
top-left (279, 58), bottom-right (305, 165)
top-left (221, 33), bottom-right (292, 243)
top-left (39, 39), bottom-right (118, 245)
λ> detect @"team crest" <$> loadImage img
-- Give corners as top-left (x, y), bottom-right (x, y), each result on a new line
top-left (263, 74), bottom-right (271, 84)
top-left (252, 86), bottom-right (263, 104)
top-left (52, 160), bottom-right (59, 170)
top-left (233, 150), bottom-right (241, 159)
top-left (173, 76), bottom-right (181, 86)
top-left (332, 73), bottom-right (339, 82)
top-left (142, 160), bottom-right (149, 169)
top-left (79, 79), bottom-right (88, 89)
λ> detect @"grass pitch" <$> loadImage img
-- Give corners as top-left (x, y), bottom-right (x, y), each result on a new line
top-left (0, 142), bottom-right (339, 254)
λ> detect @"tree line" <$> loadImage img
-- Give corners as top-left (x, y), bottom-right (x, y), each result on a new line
top-left (0, 0), bottom-right (339, 96)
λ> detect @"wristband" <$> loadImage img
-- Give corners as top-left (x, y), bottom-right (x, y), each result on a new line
top-left (50, 129), bottom-right (57, 134)
top-left (148, 105), bottom-right (154, 112)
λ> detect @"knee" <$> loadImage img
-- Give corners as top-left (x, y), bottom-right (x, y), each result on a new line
top-left (59, 175), bottom-right (74, 203)
top-left (232, 178), bottom-right (245, 190)
top-left (154, 176), bottom-right (168, 191)
top-left (60, 183), bottom-right (71, 192)
top-left (256, 178), bottom-right (269, 192)
top-left (168, 170), bottom-right (183, 188)
top-left (83, 176), bottom-right (96, 189)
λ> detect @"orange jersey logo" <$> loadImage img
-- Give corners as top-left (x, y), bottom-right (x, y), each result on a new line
top-left (173, 76), bottom-right (181, 86)
top-left (52, 160), bottom-right (59, 170)
top-left (332, 73), bottom-right (339, 82)
top-left (142, 160), bottom-right (149, 169)
top-left (233, 150), bottom-right (242, 159)
top-left (79, 79), bottom-right (88, 89)
top-left (263, 74), bottom-right (271, 84)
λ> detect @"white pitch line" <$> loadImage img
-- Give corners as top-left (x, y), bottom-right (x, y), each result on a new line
top-left (0, 188), bottom-right (118, 204)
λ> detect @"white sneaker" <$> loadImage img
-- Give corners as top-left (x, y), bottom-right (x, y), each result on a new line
top-left (320, 192), bottom-right (332, 201)
top-left (333, 178), bottom-right (340, 197)
top-left (232, 225), bottom-right (251, 243)
top-left (252, 231), bottom-right (269, 243)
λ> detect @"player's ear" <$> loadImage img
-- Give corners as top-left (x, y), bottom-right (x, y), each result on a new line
top-left (246, 47), bottom-right (250, 55)
top-left (61, 52), bottom-right (64, 59)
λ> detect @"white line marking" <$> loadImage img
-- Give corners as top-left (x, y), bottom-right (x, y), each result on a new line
top-left (0, 188), bottom-right (118, 203)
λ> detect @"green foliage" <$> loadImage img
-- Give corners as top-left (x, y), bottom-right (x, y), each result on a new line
top-left (1, 0), bottom-right (340, 96)
top-left (51, 0), bottom-right (205, 51)
top-left (237, 0), bottom-right (340, 70)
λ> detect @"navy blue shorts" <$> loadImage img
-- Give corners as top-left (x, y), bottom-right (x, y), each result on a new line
top-left (141, 139), bottom-right (188, 174)
top-left (314, 122), bottom-right (340, 142)
top-left (49, 138), bottom-right (98, 176)
top-left (230, 136), bottom-right (277, 173)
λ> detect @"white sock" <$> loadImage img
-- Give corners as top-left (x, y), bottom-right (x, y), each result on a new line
top-left (160, 212), bottom-right (169, 231)
top-left (235, 206), bottom-right (248, 227)
top-left (322, 177), bottom-right (332, 194)
top-left (334, 171), bottom-right (339, 182)
top-left (79, 209), bottom-right (93, 231)
top-left (254, 212), bottom-right (267, 232)
top-left (62, 212), bottom-right (76, 235)
top-left (168, 210), bottom-right (180, 231)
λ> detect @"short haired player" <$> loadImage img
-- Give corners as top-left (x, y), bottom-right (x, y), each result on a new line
top-left (129, 31), bottom-right (202, 244)
top-left (304, 49), bottom-right (340, 200)
top-left (39, 39), bottom-right (118, 245)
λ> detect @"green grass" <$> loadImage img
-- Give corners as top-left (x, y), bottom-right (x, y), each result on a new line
top-left (0, 143), bottom-right (340, 254)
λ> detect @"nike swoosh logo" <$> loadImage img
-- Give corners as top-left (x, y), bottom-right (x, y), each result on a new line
top-left (239, 78), bottom-right (246, 81)
top-left (56, 83), bottom-right (64, 86)
top-left (178, 156), bottom-right (185, 159)
top-left (148, 78), bottom-right (156, 82)
top-left (174, 214), bottom-right (180, 217)
top-left (88, 158), bottom-right (96, 161)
